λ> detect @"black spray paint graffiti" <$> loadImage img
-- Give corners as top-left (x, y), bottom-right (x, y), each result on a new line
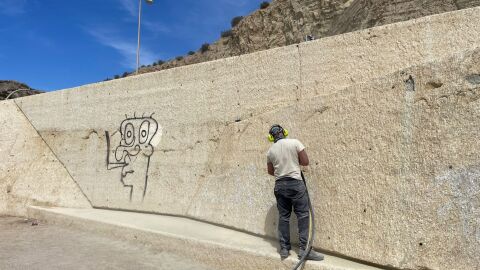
top-left (105, 113), bottom-right (160, 202)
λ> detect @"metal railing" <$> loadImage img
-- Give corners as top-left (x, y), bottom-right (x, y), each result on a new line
top-left (5, 88), bottom-right (31, 100)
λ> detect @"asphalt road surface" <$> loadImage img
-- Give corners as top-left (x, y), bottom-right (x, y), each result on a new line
top-left (0, 216), bottom-right (215, 270)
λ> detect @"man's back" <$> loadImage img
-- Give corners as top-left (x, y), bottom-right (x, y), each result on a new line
top-left (267, 138), bottom-right (305, 181)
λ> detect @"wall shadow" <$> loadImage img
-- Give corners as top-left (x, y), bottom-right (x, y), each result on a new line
top-left (264, 203), bottom-right (300, 252)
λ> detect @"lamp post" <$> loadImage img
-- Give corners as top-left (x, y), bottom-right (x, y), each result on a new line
top-left (136, 0), bottom-right (153, 74)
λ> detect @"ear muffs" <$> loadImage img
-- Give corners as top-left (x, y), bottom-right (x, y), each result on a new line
top-left (267, 126), bottom-right (289, 142)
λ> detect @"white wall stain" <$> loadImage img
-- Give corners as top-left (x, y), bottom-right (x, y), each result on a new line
top-left (431, 165), bottom-right (480, 257)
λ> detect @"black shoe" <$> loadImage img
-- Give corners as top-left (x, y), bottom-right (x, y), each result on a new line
top-left (279, 248), bottom-right (290, 259)
top-left (298, 249), bottom-right (324, 261)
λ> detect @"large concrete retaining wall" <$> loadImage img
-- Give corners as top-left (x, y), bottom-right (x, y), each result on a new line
top-left (1, 7), bottom-right (480, 270)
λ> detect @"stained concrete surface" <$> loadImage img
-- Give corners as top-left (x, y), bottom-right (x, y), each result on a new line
top-left (0, 216), bottom-right (214, 270)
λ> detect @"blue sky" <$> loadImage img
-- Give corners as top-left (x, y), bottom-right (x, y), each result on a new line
top-left (0, 0), bottom-right (262, 91)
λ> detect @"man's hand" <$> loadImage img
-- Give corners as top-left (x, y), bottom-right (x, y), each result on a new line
top-left (267, 162), bottom-right (275, 176)
top-left (298, 150), bottom-right (309, 166)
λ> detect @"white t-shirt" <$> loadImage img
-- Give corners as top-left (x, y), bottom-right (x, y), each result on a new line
top-left (267, 138), bottom-right (305, 181)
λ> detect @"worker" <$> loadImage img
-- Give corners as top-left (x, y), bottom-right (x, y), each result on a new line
top-left (266, 124), bottom-right (324, 261)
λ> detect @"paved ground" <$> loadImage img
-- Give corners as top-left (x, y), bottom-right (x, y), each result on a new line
top-left (0, 216), bottom-right (215, 270)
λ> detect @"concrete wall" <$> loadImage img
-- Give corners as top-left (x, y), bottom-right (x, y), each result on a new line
top-left (0, 101), bottom-right (91, 216)
top-left (1, 7), bottom-right (480, 270)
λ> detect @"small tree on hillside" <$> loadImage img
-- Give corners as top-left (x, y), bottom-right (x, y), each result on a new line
top-left (221, 29), bottom-right (233, 38)
top-left (200, 43), bottom-right (210, 53)
top-left (260, 1), bottom-right (270, 9)
top-left (231, 16), bottom-right (243, 28)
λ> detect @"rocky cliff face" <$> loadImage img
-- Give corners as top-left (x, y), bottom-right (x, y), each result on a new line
top-left (0, 80), bottom-right (43, 100)
top-left (329, 0), bottom-right (480, 35)
top-left (138, 0), bottom-right (480, 75)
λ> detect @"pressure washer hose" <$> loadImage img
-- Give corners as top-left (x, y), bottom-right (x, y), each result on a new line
top-left (292, 171), bottom-right (315, 270)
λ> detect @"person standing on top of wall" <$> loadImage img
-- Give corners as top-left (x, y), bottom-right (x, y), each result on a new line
top-left (266, 124), bottom-right (324, 261)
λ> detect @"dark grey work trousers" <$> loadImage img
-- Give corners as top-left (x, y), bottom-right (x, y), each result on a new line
top-left (274, 178), bottom-right (310, 250)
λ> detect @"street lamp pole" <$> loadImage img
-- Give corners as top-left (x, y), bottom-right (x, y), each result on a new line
top-left (136, 0), bottom-right (153, 75)
top-left (136, 0), bottom-right (143, 74)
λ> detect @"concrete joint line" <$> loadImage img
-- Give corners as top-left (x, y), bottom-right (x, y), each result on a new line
top-left (13, 100), bottom-right (94, 207)
top-left (297, 44), bottom-right (304, 102)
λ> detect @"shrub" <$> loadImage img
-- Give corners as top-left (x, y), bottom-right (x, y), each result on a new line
top-left (200, 43), bottom-right (210, 53)
top-left (231, 16), bottom-right (243, 28)
top-left (221, 29), bottom-right (233, 38)
top-left (153, 62), bottom-right (158, 66)
top-left (122, 72), bottom-right (129, 78)
top-left (175, 56), bottom-right (184, 61)
top-left (260, 1), bottom-right (269, 9)
top-left (188, 51), bottom-right (195, 55)
top-left (114, 75), bottom-right (120, 79)
top-left (157, 60), bottom-right (165, 65)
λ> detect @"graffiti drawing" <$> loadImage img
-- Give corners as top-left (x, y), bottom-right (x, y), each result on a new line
top-left (105, 113), bottom-right (161, 202)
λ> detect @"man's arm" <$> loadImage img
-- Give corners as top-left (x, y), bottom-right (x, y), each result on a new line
top-left (267, 162), bottom-right (275, 176)
top-left (298, 149), bottom-right (309, 166)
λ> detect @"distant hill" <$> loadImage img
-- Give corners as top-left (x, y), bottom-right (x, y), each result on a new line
top-left (127, 0), bottom-right (480, 76)
top-left (0, 80), bottom-right (43, 100)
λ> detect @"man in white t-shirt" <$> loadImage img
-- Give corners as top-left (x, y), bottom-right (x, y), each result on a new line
top-left (267, 124), bottom-right (324, 261)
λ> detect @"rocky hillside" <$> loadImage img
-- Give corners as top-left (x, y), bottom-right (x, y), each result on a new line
top-left (135, 0), bottom-right (480, 75)
top-left (328, 0), bottom-right (480, 35)
top-left (0, 80), bottom-right (43, 100)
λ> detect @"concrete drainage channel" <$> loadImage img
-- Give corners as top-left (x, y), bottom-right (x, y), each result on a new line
top-left (27, 206), bottom-right (384, 270)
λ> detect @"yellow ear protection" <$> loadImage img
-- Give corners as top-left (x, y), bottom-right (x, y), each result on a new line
top-left (268, 124), bottom-right (289, 142)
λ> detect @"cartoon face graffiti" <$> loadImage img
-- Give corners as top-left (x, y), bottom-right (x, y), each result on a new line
top-left (106, 115), bottom-right (161, 202)
top-left (116, 117), bottom-right (157, 165)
